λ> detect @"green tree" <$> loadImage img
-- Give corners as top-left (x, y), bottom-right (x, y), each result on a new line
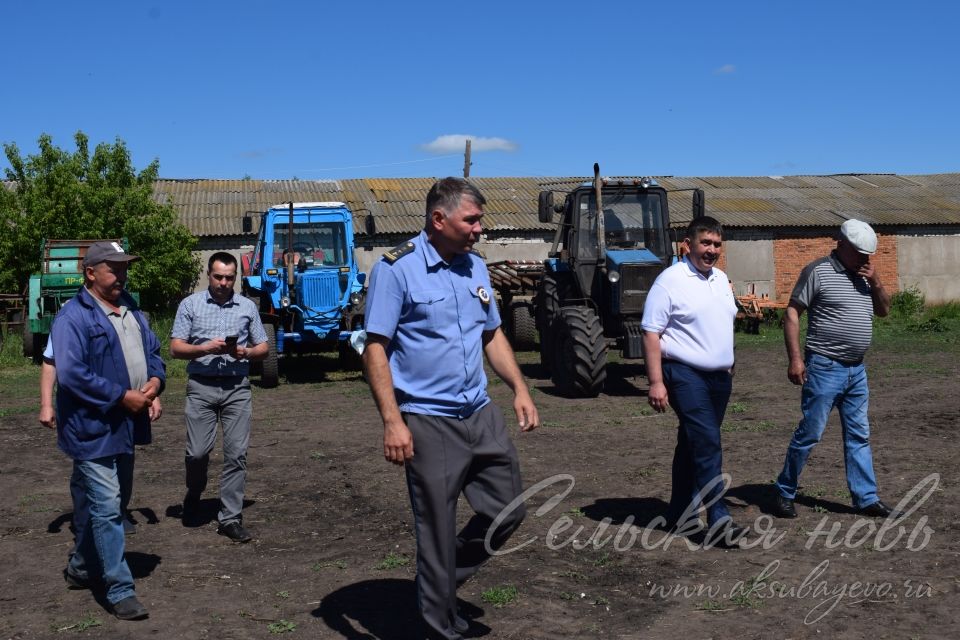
top-left (0, 132), bottom-right (199, 309)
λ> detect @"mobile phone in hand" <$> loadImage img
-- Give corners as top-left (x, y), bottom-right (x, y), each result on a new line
top-left (225, 335), bottom-right (239, 346)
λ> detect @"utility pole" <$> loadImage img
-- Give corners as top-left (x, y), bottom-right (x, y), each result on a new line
top-left (463, 139), bottom-right (472, 178)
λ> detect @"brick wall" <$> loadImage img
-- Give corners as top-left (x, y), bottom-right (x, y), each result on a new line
top-left (773, 234), bottom-right (899, 301)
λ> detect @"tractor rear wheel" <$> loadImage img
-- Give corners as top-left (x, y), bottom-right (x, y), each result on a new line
top-left (508, 297), bottom-right (537, 351)
top-left (261, 324), bottom-right (279, 388)
top-left (551, 306), bottom-right (607, 398)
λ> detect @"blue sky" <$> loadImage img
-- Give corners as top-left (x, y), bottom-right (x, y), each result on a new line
top-left (3, 0), bottom-right (958, 180)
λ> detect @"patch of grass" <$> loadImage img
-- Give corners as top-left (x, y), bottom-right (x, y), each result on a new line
top-left (721, 419), bottom-right (777, 433)
top-left (52, 613), bottom-right (102, 633)
top-left (309, 451), bottom-right (325, 460)
top-left (0, 406), bottom-right (34, 418)
top-left (697, 600), bottom-right (725, 611)
top-left (637, 406), bottom-right (655, 417)
top-left (729, 402), bottom-right (748, 414)
top-left (813, 505), bottom-right (827, 514)
top-left (557, 570), bottom-right (587, 580)
top-left (481, 585), bottom-right (518, 608)
top-left (275, 590), bottom-right (290, 599)
top-left (374, 552), bottom-right (410, 571)
top-left (567, 507), bottom-right (584, 518)
top-left (311, 560), bottom-right (347, 571)
top-left (267, 619), bottom-right (296, 634)
top-left (593, 595), bottom-right (610, 606)
top-left (559, 591), bottom-right (577, 601)
top-left (593, 551), bottom-right (611, 567)
top-left (18, 493), bottom-right (57, 513)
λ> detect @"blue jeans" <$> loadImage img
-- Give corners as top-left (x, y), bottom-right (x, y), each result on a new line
top-left (776, 352), bottom-right (879, 509)
top-left (69, 453), bottom-right (134, 579)
top-left (663, 361), bottom-right (733, 527)
top-left (68, 455), bottom-right (136, 604)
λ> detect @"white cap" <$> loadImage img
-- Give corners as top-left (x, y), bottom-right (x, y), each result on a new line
top-left (840, 219), bottom-right (877, 255)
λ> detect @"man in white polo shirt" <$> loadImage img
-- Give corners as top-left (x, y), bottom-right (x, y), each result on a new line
top-left (642, 217), bottom-right (744, 545)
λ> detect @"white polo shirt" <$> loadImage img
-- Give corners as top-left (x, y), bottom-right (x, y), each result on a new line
top-left (641, 257), bottom-right (737, 371)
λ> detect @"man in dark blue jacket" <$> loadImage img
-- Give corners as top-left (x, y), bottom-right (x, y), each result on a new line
top-left (51, 241), bottom-right (165, 621)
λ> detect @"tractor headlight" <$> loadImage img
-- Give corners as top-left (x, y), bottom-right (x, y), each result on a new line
top-left (281, 296), bottom-right (290, 308)
top-left (608, 270), bottom-right (620, 283)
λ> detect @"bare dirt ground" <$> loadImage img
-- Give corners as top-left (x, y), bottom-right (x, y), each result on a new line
top-left (2, 333), bottom-right (958, 639)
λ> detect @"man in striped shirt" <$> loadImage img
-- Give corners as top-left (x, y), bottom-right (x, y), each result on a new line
top-left (773, 219), bottom-right (896, 519)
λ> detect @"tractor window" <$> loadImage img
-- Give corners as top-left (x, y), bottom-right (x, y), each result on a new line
top-left (582, 190), bottom-right (669, 258)
top-left (271, 220), bottom-right (348, 269)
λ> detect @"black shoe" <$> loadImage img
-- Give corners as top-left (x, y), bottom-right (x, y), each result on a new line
top-left (453, 614), bottom-right (470, 634)
top-left (123, 512), bottom-right (137, 535)
top-left (182, 492), bottom-right (201, 525)
top-left (111, 595), bottom-right (149, 620)
top-left (773, 494), bottom-right (798, 518)
top-left (858, 500), bottom-right (901, 518)
top-left (217, 521), bottom-right (253, 543)
top-left (63, 569), bottom-right (97, 590)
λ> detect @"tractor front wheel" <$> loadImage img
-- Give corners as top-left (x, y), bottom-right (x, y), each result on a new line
top-left (551, 306), bottom-right (607, 398)
top-left (261, 324), bottom-right (279, 388)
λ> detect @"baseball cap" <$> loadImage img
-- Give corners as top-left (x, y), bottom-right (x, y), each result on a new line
top-left (840, 219), bottom-right (877, 255)
top-left (82, 241), bottom-right (141, 267)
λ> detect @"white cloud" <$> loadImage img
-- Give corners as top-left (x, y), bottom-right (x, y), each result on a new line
top-left (421, 134), bottom-right (518, 155)
top-left (715, 64), bottom-right (736, 75)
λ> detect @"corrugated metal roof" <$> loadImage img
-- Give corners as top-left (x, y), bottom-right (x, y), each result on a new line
top-left (144, 173), bottom-right (960, 237)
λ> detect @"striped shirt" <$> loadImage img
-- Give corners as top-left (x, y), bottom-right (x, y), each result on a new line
top-left (791, 252), bottom-right (875, 363)
top-left (171, 290), bottom-right (268, 377)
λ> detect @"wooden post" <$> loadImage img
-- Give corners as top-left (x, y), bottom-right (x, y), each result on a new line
top-left (463, 139), bottom-right (472, 178)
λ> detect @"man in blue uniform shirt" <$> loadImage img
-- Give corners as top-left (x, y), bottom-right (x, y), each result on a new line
top-left (363, 177), bottom-right (540, 640)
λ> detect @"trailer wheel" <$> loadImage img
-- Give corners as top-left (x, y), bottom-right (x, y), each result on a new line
top-left (535, 274), bottom-right (570, 373)
top-left (551, 306), bottom-right (607, 398)
top-left (261, 324), bottom-right (279, 388)
top-left (508, 298), bottom-right (537, 351)
top-left (22, 321), bottom-right (43, 364)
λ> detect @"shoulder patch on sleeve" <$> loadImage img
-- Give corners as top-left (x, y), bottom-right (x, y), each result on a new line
top-left (382, 241), bottom-right (416, 264)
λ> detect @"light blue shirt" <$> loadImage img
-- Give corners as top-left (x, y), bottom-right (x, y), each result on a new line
top-left (365, 231), bottom-right (500, 418)
top-left (171, 289), bottom-right (268, 377)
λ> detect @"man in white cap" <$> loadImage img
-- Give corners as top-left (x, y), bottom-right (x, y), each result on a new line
top-left (772, 220), bottom-right (897, 519)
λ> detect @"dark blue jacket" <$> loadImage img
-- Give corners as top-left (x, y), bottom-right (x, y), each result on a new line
top-left (53, 286), bottom-right (166, 460)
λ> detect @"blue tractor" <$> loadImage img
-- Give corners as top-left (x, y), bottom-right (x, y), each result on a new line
top-left (241, 201), bottom-right (373, 387)
top-left (535, 164), bottom-right (704, 397)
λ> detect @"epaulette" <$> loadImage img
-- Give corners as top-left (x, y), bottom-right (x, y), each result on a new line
top-left (382, 240), bottom-right (416, 264)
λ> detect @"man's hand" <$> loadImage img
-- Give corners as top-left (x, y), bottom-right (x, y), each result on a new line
top-left (205, 338), bottom-right (228, 355)
top-left (148, 396), bottom-right (163, 422)
top-left (513, 389), bottom-right (540, 432)
top-left (648, 381), bottom-right (670, 413)
top-left (140, 377), bottom-right (162, 401)
top-left (121, 389), bottom-right (153, 415)
top-left (787, 358), bottom-right (807, 385)
top-left (383, 417), bottom-right (414, 466)
top-left (39, 406), bottom-right (56, 429)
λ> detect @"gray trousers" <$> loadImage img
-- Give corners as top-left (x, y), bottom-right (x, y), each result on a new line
top-left (184, 375), bottom-right (252, 525)
top-left (404, 403), bottom-right (526, 640)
